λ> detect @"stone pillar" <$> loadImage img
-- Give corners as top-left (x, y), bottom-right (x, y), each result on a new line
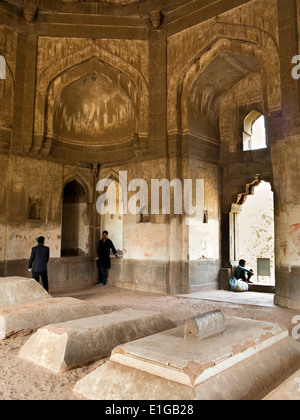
top-left (272, 0), bottom-right (300, 309)
top-left (272, 136), bottom-right (300, 309)
top-left (12, 33), bottom-right (37, 153)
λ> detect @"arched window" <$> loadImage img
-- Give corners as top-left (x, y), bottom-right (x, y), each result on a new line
top-left (0, 55), bottom-right (6, 80)
top-left (243, 110), bottom-right (267, 151)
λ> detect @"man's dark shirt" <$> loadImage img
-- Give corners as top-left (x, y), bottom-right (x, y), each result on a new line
top-left (97, 239), bottom-right (117, 269)
top-left (29, 244), bottom-right (50, 272)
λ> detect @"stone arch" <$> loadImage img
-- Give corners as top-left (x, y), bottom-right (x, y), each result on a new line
top-left (234, 175), bottom-right (263, 208)
top-left (219, 72), bottom-right (265, 154)
top-left (101, 168), bottom-right (122, 183)
top-left (229, 175), bottom-right (275, 265)
top-left (32, 43), bottom-right (149, 154)
top-left (48, 58), bottom-right (136, 151)
top-left (168, 21), bottom-right (281, 134)
top-left (63, 170), bottom-right (93, 204)
top-left (230, 177), bottom-right (275, 284)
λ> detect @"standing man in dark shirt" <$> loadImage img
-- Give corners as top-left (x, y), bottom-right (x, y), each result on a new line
top-left (96, 231), bottom-right (119, 286)
top-left (28, 236), bottom-right (50, 292)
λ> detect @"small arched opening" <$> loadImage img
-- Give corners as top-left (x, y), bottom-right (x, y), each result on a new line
top-left (243, 110), bottom-right (267, 151)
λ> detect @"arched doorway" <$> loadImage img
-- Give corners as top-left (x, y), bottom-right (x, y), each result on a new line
top-left (238, 181), bottom-right (275, 285)
top-left (61, 179), bottom-right (89, 256)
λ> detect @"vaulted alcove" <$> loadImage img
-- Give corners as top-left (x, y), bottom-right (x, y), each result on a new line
top-left (61, 179), bottom-right (89, 257)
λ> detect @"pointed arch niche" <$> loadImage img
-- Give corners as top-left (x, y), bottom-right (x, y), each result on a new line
top-left (32, 43), bottom-right (149, 162)
top-left (61, 179), bottom-right (90, 257)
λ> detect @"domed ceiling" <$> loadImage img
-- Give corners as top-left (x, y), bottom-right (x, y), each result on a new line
top-left (53, 72), bottom-right (133, 147)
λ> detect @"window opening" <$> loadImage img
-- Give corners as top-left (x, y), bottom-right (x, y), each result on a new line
top-left (243, 111), bottom-right (267, 151)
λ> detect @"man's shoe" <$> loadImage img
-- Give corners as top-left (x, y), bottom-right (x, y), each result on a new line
top-left (95, 282), bottom-right (103, 286)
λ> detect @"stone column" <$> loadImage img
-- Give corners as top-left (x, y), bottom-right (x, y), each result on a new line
top-left (12, 33), bottom-right (37, 153)
top-left (272, 0), bottom-right (300, 309)
top-left (272, 136), bottom-right (300, 309)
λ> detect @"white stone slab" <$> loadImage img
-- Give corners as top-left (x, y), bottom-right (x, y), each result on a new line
top-left (19, 308), bottom-right (176, 373)
top-left (0, 297), bottom-right (103, 339)
top-left (74, 316), bottom-right (300, 400)
top-left (0, 277), bottom-right (51, 306)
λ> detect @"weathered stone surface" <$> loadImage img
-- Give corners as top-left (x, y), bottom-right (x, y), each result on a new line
top-left (264, 369), bottom-right (300, 400)
top-left (19, 308), bottom-right (176, 373)
top-left (184, 310), bottom-right (225, 340)
top-left (0, 277), bottom-right (51, 306)
top-left (74, 317), bottom-right (300, 400)
top-left (0, 297), bottom-right (103, 340)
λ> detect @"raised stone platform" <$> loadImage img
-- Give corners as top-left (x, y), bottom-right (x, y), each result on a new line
top-left (74, 316), bottom-right (300, 400)
top-left (19, 308), bottom-right (176, 373)
top-left (0, 277), bottom-right (51, 306)
top-left (0, 276), bottom-right (103, 339)
top-left (0, 297), bottom-right (103, 339)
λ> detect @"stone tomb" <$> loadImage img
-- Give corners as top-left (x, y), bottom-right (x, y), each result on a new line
top-left (0, 276), bottom-right (51, 306)
top-left (19, 308), bottom-right (175, 374)
top-left (264, 369), bottom-right (300, 400)
top-left (0, 277), bottom-right (103, 339)
top-left (74, 313), bottom-right (300, 400)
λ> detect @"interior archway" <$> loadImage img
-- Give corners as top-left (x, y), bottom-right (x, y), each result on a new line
top-left (238, 181), bottom-right (275, 285)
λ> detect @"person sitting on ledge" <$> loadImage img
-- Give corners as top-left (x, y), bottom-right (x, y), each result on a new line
top-left (235, 259), bottom-right (254, 284)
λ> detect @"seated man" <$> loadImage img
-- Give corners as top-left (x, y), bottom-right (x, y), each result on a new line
top-left (235, 259), bottom-right (254, 284)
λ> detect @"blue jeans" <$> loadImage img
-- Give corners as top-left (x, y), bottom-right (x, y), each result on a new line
top-left (98, 265), bottom-right (108, 284)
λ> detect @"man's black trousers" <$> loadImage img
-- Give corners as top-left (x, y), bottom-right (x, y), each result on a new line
top-left (33, 271), bottom-right (49, 292)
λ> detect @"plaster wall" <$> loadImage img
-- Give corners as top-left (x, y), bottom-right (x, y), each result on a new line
top-left (0, 0), bottom-right (300, 305)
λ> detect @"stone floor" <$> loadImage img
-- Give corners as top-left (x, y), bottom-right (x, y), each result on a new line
top-left (1, 284), bottom-right (299, 400)
top-left (177, 290), bottom-right (276, 308)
